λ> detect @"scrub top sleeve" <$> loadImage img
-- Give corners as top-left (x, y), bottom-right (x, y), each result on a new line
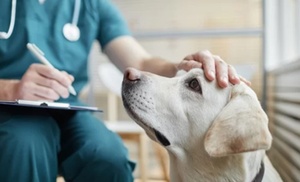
top-left (97, 0), bottom-right (131, 48)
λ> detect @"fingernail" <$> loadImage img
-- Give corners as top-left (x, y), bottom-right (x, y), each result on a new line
top-left (231, 75), bottom-right (240, 83)
top-left (209, 71), bottom-right (215, 79)
top-left (222, 76), bottom-right (228, 85)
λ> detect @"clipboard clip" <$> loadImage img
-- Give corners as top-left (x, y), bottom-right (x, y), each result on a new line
top-left (40, 102), bottom-right (49, 106)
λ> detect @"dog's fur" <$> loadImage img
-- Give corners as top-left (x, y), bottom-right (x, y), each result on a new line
top-left (122, 68), bottom-right (282, 182)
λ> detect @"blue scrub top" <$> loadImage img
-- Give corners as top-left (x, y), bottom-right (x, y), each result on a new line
top-left (0, 0), bottom-right (130, 103)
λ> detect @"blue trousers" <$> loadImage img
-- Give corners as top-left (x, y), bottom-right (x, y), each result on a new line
top-left (0, 107), bottom-right (135, 182)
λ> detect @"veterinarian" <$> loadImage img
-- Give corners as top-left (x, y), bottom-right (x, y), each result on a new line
top-left (0, 0), bottom-right (244, 181)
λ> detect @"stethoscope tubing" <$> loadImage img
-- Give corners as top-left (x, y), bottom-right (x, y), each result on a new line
top-left (0, 0), bottom-right (17, 39)
top-left (0, 0), bottom-right (81, 40)
top-left (72, 0), bottom-right (81, 26)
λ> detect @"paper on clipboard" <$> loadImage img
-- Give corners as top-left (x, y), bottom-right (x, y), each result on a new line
top-left (0, 100), bottom-right (102, 112)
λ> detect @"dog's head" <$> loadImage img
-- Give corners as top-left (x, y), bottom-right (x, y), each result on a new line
top-left (122, 67), bottom-right (272, 157)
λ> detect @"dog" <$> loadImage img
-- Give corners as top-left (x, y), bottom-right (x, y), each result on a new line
top-left (121, 67), bottom-right (282, 182)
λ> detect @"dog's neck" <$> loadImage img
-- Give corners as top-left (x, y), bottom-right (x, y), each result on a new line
top-left (167, 146), bottom-right (265, 182)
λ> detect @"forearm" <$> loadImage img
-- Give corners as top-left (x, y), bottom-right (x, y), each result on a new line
top-left (0, 79), bottom-right (19, 100)
top-left (103, 36), bottom-right (178, 77)
top-left (140, 57), bottom-right (178, 77)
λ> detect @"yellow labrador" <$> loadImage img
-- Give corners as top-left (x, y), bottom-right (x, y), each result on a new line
top-left (122, 68), bottom-right (282, 182)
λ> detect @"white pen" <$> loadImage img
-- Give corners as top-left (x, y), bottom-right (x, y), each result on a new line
top-left (26, 43), bottom-right (77, 96)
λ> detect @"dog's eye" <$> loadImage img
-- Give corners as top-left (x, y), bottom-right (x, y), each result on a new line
top-left (188, 78), bottom-right (202, 93)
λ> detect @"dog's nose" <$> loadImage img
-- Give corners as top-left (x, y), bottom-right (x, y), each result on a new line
top-left (124, 67), bottom-right (141, 81)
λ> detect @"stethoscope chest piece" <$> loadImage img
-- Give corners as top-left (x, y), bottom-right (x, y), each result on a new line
top-left (63, 23), bottom-right (80, 42)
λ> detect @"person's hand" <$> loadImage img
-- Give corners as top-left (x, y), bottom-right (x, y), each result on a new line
top-left (177, 50), bottom-right (251, 88)
top-left (12, 63), bottom-right (74, 101)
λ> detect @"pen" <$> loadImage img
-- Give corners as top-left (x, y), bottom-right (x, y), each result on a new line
top-left (26, 43), bottom-right (77, 96)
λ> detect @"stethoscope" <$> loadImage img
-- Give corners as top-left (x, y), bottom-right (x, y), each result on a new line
top-left (0, 0), bottom-right (81, 42)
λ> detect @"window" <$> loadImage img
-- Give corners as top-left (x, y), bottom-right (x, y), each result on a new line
top-left (265, 0), bottom-right (300, 70)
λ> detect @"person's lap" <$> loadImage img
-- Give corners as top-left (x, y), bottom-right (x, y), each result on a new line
top-left (56, 111), bottom-right (135, 181)
top-left (0, 107), bottom-right (134, 182)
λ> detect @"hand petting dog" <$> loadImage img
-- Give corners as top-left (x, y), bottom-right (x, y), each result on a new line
top-left (178, 50), bottom-right (251, 87)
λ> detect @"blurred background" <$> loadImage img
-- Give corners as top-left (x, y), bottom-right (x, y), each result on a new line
top-left (78, 0), bottom-right (300, 181)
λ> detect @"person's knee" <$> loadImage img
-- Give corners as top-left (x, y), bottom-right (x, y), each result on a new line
top-left (86, 137), bottom-right (132, 171)
top-left (61, 142), bottom-right (135, 182)
top-left (79, 134), bottom-right (135, 179)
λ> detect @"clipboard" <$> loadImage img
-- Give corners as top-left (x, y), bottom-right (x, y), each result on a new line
top-left (0, 100), bottom-right (102, 112)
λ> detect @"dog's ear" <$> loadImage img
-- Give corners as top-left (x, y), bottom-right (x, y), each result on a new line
top-left (204, 83), bottom-right (272, 157)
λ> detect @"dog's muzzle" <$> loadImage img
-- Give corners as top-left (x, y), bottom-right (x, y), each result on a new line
top-left (122, 68), bottom-right (171, 147)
